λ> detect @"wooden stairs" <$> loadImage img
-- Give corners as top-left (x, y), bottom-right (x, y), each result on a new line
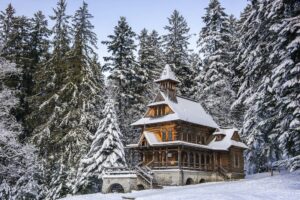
top-left (134, 162), bottom-right (162, 189)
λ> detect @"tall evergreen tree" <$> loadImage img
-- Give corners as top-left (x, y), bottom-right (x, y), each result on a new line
top-left (138, 29), bottom-right (164, 100)
top-left (0, 54), bottom-right (45, 200)
top-left (27, 1), bottom-right (103, 198)
top-left (29, 11), bottom-right (51, 65)
top-left (0, 3), bottom-right (15, 45)
top-left (50, 0), bottom-right (71, 60)
top-left (102, 17), bottom-right (145, 144)
top-left (196, 0), bottom-right (235, 127)
top-left (163, 10), bottom-right (196, 96)
top-left (232, 0), bottom-right (300, 173)
top-left (73, 93), bottom-right (126, 194)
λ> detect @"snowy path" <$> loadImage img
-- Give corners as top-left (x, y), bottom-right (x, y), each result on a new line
top-left (60, 171), bottom-right (300, 200)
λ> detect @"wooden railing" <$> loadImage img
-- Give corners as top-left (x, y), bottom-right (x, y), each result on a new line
top-left (218, 166), bottom-right (229, 180)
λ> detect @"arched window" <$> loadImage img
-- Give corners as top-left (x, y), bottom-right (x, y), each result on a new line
top-left (168, 128), bottom-right (172, 141)
top-left (162, 129), bottom-right (166, 141)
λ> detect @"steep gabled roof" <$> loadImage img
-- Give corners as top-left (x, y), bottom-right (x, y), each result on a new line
top-left (131, 91), bottom-right (219, 129)
top-left (154, 64), bottom-right (180, 83)
top-left (208, 128), bottom-right (248, 150)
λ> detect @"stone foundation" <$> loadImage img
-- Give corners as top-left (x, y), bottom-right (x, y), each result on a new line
top-left (152, 169), bottom-right (224, 185)
top-left (102, 174), bottom-right (138, 193)
top-left (102, 170), bottom-right (244, 193)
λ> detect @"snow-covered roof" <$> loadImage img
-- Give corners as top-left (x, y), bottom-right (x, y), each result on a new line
top-left (126, 129), bottom-right (248, 151)
top-left (141, 131), bottom-right (160, 144)
top-left (147, 101), bottom-right (168, 107)
top-left (154, 64), bottom-right (180, 83)
top-left (127, 130), bottom-right (248, 151)
top-left (131, 92), bottom-right (219, 129)
top-left (208, 129), bottom-right (248, 150)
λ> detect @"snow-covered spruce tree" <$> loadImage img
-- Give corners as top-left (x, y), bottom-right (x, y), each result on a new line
top-left (163, 10), bottom-right (196, 97)
top-left (0, 55), bottom-right (45, 200)
top-left (138, 29), bottom-right (164, 100)
top-left (73, 93), bottom-right (126, 194)
top-left (196, 0), bottom-right (235, 127)
top-left (29, 10), bottom-right (51, 68)
top-left (189, 53), bottom-right (202, 99)
top-left (102, 17), bottom-right (145, 144)
top-left (232, 0), bottom-right (300, 173)
top-left (138, 29), bottom-right (165, 82)
top-left (27, 1), bottom-right (103, 199)
top-left (50, 0), bottom-right (71, 60)
top-left (270, 0), bottom-right (300, 159)
top-left (0, 3), bottom-right (15, 45)
top-left (0, 4), bottom-right (34, 97)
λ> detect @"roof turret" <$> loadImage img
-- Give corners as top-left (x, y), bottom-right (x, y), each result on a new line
top-left (154, 64), bottom-right (180, 83)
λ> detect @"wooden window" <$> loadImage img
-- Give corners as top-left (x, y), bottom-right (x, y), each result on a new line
top-left (162, 129), bottom-right (166, 142)
top-left (188, 134), bottom-right (192, 142)
top-left (154, 105), bottom-right (166, 117)
top-left (154, 107), bottom-right (158, 116)
top-left (201, 154), bottom-right (205, 164)
top-left (168, 129), bottom-right (172, 141)
top-left (206, 155), bottom-right (210, 164)
top-left (235, 153), bottom-right (239, 168)
top-left (182, 133), bottom-right (186, 141)
top-left (157, 106), bottom-right (161, 116)
top-left (201, 136), bottom-right (205, 144)
top-left (196, 135), bottom-right (200, 144)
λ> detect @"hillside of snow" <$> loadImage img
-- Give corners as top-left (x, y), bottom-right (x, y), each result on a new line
top-left (60, 171), bottom-right (300, 200)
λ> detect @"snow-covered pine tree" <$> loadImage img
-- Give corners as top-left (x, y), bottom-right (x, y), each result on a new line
top-left (163, 10), bottom-right (196, 96)
top-left (0, 3), bottom-right (15, 45)
top-left (269, 0), bottom-right (300, 159)
top-left (232, 0), bottom-right (300, 173)
top-left (29, 11), bottom-right (51, 67)
top-left (196, 0), bottom-right (235, 127)
top-left (50, 0), bottom-right (71, 60)
top-left (0, 54), bottom-right (45, 200)
top-left (189, 53), bottom-right (202, 99)
top-left (27, 1), bottom-right (103, 199)
top-left (138, 29), bottom-right (164, 100)
top-left (138, 29), bottom-right (164, 82)
top-left (73, 93), bottom-right (126, 194)
top-left (102, 17), bottom-right (145, 144)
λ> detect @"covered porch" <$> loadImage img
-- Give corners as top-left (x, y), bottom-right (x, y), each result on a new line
top-left (130, 146), bottom-right (221, 171)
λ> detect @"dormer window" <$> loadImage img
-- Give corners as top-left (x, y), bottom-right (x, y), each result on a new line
top-left (154, 105), bottom-right (165, 117)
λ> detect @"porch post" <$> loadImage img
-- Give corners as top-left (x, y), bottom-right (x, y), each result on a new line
top-left (159, 149), bottom-right (161, 167)
top-left (198, 153), bottom-right (201, 169)
top-left (187, 151), bottom-right (190, 168)
top-left (178, 146), bottom-right (181, 169)
top-left (166, 148), bottom-right (168, 167)
top-left (204, 152), bottom-right (207, 171)
top-left (193, 152), bottom-right (196, 169)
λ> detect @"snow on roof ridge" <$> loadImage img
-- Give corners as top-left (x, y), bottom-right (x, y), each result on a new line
top-left (176, 95), bottom-right (198, 103)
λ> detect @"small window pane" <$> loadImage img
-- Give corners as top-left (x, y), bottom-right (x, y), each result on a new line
top-left (162, 130), bottom-right (166, 141)
top-left (168, 129), bottom-right (172, 141)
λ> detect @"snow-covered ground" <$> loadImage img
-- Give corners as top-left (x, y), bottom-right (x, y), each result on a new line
top-left (60, 171), bottom-right (300, 200)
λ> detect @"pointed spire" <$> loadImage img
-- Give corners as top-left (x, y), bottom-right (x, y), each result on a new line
top-left (154, 64), bottom-right (180, 83)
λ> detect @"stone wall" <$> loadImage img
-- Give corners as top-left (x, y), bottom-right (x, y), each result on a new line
top-left (102, 170), bottom-right (244, 194)
top-left (102, 174), bottom-right (138, 193)
top-left (152, 169), bottom-right (224, 185)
